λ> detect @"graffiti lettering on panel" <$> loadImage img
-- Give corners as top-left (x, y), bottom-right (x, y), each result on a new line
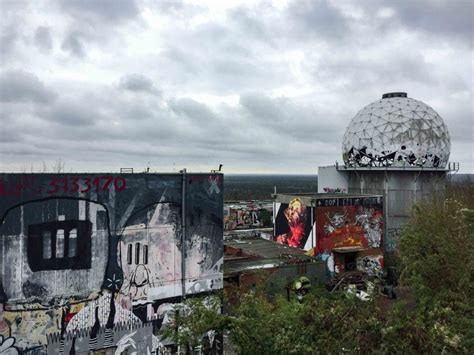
top-left (0, 173), bottom-right (223, 353)
top-left (315, 197), bottom-right (383, 253)
top-left (224, 203), bottom-right (272, 230)
top-left (275, 198), bottom-right (312, 248)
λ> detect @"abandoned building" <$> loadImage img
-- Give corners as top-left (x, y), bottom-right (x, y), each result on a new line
top-left (272, 193), bottom-right (384, 277)
top-left (0, 172), bottom-right (223, 353)
top-left (318, 92), bottom-right (456, 252)
top-left (224, 237), bottom-right (326, 302)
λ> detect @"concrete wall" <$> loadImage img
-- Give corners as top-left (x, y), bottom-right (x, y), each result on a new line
top-left (317, 166), bottom-right (348, 193)
top-left (318, 166), bottom-right (447, 251)
top-left (0, 173), bottom-right (223, 354)
top-left (345, 170), bottom-right (447, 250)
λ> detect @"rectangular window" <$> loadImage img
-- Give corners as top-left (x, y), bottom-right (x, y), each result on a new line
top-left (143, 245), bottom-right (148, 265)
top-left (127, 244), bottom-right (132, 265)
top-left (28, 220), bottom-right (92, 271)
top-left (56, 229), bottom-right (65, 258)
top-left (42, 231), bottom-right (52, 259)
top-left (68, 228), bottom-right (77, 257)
top-left (135, 243), bottom-right (140, 265)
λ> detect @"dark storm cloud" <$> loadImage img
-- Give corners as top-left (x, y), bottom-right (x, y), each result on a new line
top-left (118, 74), bottom-right (161, 96)
top-left (0, 71), bottom-right (56, 104)
top-left (34, 26), bottom-right (53, 52)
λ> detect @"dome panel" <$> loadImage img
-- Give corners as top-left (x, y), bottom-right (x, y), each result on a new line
top-left (342, 93), bottom-right (451, 168)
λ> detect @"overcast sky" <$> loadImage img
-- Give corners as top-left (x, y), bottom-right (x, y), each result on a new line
top-left (0, 0), bottom-right (472, 174)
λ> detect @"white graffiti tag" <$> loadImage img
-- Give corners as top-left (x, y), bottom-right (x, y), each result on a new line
top-left (0, 336), bottom-right (19, 355)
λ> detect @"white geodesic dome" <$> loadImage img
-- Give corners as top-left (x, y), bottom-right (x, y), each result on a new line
top-left (342, 93), bottom-right (451, 168)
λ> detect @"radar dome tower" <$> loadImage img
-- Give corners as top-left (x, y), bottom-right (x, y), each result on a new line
top-left (318, 92), bottom-right (456, 252)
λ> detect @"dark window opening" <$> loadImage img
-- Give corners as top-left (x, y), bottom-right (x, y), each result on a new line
top-left (344, 253), bottom-right (357, 271)
top-left (135, 243), bottom-right (140, 265)
top-left (127, 244), bottom-right (133, 265)
top-left (143, 245), bottom-right (148, 265)
top-left (68, 228), bottom-right (77, 257)
top-left (56, 229), bottom-right (65, 258)
top-left (28, 220), bottom-right (92, 271)
top-left (42, 231), bottom-right (52, 259)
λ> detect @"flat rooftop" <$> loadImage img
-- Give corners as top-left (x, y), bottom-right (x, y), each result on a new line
top-left (273, 192), bottom-right (382, 205)
top-left (224, 237), bottom-right (319, 276)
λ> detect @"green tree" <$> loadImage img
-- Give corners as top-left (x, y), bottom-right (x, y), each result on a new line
top-left (398, 199), bottom-right (474, 303)
top-left (159, 295), bottom-right (228, 353)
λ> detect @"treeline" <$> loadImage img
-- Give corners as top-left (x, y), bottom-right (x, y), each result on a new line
top-left (224, 175), bottom-right (318, 201)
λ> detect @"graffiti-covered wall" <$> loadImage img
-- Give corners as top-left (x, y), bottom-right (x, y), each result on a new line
top-left (224, 202), bottom-right (272, 230)
top-left (0, 173), bottom-right (223, 354)
top-left (315, 196), bottom-right (383, 274)
top-left (274, 198), bottom-right (313, 249)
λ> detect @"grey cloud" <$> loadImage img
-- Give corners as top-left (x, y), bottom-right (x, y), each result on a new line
top-left (0, 1), bottom-right (472, 173)
top-left (160, 42), bottom-right (289, 94)
top-left (228, 6), bottom-right (272, 42)
top-left (239, 92), bottom-right (343, 142)
top-left (61, 31), bottom-right (86, 57)
top-left (0, 26), bottom-right (18, 61)
top-left (286, 0), bottom-right (349, 40)
top-left (169, 98), bottom-right (217, 122)
top-left (0, 70), bottom-right (56, 104)
top-left (57, 0), bottom-right (140, 24)
top-left (389, 0), bottom-right (473, 44)
top-left (356, 0), bottom-right (473, 45)
top-left (312, 52), bottom-right (435, 92)
top-left (47, 98), bottom-right (98, 126)
top-left (34, 26), bottom-right (53, 52)
top-left (119, 74), bottom-right (161, 96)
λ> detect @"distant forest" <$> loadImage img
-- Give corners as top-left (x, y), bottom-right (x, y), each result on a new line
top-left (224, 175), bottom-right (318, 201)
top-left (223, 173), bottom-right (473, 202)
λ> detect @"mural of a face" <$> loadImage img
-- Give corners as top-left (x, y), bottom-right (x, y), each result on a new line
top-left (276, 198), bottom-right (308, 248)
top-left (325, 212), bottom-right (347, 234)
top-left (0, 172), bottom-right (224, 353)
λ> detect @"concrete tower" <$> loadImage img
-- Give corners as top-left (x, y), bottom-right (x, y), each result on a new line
top-left (318, 92), bottom-right (457, 251)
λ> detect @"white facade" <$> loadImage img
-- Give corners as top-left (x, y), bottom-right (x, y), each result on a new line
top-left (317, 165), bottom-right (348, 193)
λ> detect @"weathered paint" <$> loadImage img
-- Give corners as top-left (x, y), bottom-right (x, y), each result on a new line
top-left (224, 202), bottom-right (272, 230)
top-left (313, 196), bottom-right (384, 274)
top-left (315, 196), bottom-right (383, 252)
top-left (0, 173), bottom-right (223, 353)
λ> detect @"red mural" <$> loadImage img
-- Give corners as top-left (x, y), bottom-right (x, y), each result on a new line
top-left (316, 203), bottom-right (383, 253)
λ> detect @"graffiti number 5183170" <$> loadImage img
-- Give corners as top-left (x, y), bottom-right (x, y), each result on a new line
top-left (47, 176), bottom-right (126, 194)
